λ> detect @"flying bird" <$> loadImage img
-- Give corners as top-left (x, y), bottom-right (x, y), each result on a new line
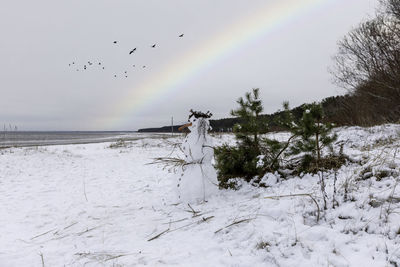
top-left (179, 34), bottom-right (184, 37)
top-left (113, 41), bottom-right (117, 44)
top-left (132, 65), bottom-right (135, 67)
top-left (142, 65), bottom-right (146, 68)
top-left (129, 48), bottom-right (137, 54)
top-left (151, 44), bottom-right (156, 48)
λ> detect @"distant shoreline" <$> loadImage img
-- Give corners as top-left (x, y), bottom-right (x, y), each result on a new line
top-left (0, 132), bottom-right (175, 148)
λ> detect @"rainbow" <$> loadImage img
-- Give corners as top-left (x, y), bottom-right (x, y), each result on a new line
top-left (99, 0), bottom-right (332, 129)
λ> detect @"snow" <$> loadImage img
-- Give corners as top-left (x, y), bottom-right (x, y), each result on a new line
top-left (0, 125), bottom-right (400, 266)
top-left (260, 172), bottom-right (279, 186)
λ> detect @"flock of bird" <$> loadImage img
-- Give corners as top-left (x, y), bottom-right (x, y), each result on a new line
top-left (69, 33), bottom-right (185, 78)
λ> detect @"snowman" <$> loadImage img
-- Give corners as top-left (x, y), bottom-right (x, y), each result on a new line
top-left (177, 110), bottom-right (218, 203)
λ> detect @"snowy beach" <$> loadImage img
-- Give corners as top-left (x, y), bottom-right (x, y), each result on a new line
top-left (0, 132), bottom-right (170, 148)
top-left (1, 125), bottom-right (400, 266)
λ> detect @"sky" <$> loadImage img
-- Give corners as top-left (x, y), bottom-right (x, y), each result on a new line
top-left (0, 0), bottom-right (378, 131)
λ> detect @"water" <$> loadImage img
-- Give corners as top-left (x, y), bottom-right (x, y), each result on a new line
top-left (0, 131), bottom-right (157, 148)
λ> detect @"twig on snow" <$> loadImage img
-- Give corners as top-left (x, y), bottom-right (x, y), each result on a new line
top-left (169, 216), bottom-right (214, 233)
top-left (148, 216), bottom-right (214, 241)
top-left (186, 203), bottom-right (201, 216)
top-left (64, 221), bottom-right (78, 230)
top-left (161, 217), bottom-right (188, 225)
top-left (39, 252), bottom-right (45, 267)
top-left (104, 254), bottom-right (129, 262)
top-left (228, 249), bottom-right (233, 256)
top-left (83, 177), bottom-right (88, 202)
top-left (214, 218), bottom-right (255, 234)
top-left (147, 228), bottom-right (170, 241)
top-left (76, 225), bottom-right (102, 236)
top-left (53, 222), bottom-right (79, 236)
top-left (31, 228), bottom-right (57, 240)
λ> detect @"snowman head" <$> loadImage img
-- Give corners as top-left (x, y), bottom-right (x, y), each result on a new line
top-left (188, 109), bottom-right (212, 121)
top-left (187, 110), bottom-right (213, 138)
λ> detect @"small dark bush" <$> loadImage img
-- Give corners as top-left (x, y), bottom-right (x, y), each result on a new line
top-left (214, 144), bottom-right (260, 188)
top-left (256, 241), bottom-right (271, 251)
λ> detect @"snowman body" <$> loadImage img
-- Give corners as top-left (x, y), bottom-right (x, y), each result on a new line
top-left (178, 116), bottom-right (218, 203)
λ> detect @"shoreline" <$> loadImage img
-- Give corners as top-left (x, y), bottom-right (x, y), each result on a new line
top-left (0, 132), bottom-right (178, 149)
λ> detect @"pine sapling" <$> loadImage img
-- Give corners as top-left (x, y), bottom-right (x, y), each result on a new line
top-left (288, 102), bottom-right (337, 209)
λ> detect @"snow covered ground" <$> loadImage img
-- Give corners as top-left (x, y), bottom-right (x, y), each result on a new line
top-left (1, 125), bottom-right (399, 266)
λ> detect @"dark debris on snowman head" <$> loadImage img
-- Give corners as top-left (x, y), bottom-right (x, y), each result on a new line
top-left (188, 109), bottom-right (213, 121)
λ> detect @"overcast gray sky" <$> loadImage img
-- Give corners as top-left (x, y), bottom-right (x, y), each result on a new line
top-left (0, 0), bottom-right (378, 131)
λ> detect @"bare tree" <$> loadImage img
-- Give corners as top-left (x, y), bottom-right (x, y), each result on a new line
top-left (381, 0), bottom-right (400, 19)
top-left (331, 0), bottom-right (400, 124)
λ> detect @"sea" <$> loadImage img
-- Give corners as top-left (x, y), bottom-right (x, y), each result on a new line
top-left (0, 131), bottom-right (168, 148)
